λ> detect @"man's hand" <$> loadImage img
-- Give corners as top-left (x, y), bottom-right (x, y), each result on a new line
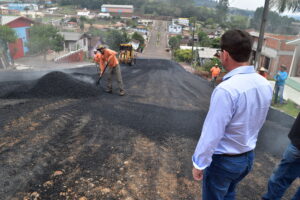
top-left (192, 167), bottom-right (203, 181)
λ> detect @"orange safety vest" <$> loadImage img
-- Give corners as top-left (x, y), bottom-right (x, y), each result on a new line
top-left (210, 66), bottom-right (221, 78)
top-left (98, 49), bottom-right (119, 73)
top-left (94, 52), bottom-right (101, 63)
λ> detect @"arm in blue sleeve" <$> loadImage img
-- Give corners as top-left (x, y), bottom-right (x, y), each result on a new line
top-left (277, 72), bottom-right (288, 81)
top-left (281, 72), bottom-right (288, 81)
top-left (192, 88), bottom-right (234, 170)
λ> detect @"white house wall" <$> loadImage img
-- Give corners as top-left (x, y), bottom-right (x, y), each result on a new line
top-left (289, 46), bottom-right (300, 76)
top-left (252, 42), bottom-right (277, 58)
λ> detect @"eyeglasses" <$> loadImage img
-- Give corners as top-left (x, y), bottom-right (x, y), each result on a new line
top-left (214, 49), bottom-right (223, 58)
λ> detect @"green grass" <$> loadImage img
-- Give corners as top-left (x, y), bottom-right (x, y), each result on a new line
top-left (58, 5), bottom-right (77, 15)
top-left (41, 16), bottom-right (62, 23)
top-left (272, 99), bottom-right (300, 118)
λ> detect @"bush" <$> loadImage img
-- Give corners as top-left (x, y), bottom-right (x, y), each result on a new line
top-left (174, 49), bottom-right (192, 63)
top-left (201, 58), bottom-right (222, 72)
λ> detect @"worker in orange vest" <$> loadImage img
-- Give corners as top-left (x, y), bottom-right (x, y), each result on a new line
top-left (97, 45), bottom-right (125, 96)
top-left (93, 49), bottom-right (101, 75)
top-left (210, 64), bottom-right (221, 87)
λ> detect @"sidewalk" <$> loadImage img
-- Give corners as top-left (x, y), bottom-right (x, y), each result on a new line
top-left (179, 62), bottom-right (195, 73)
top-left (269, 81), bottom-right (300, 106)
top-left (178, 63), bottom-right (300, 106)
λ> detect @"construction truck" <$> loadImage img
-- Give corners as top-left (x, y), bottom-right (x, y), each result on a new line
top-left (118, 43), bottom-right (136, 66)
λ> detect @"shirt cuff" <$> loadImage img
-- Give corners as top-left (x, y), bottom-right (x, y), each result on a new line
top-left (192, 158), bottom-right (207, 170)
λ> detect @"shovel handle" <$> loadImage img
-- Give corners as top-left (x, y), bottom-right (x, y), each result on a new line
top-left (96, 63), bottom-right (109, 85)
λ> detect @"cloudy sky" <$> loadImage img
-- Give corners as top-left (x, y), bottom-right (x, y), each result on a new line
top-left (229, 0), bottom-right (265, 11)
top-left (229, 0), bottom-right (300, 15)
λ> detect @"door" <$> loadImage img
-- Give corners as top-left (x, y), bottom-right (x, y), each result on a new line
top-left (9, 38), bottom-right (24, 59)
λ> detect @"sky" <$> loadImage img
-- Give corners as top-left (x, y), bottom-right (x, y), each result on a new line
top-left (229, 0), bottom-right (300, 16)
top-left (229, 0), bottom-right (265, 11)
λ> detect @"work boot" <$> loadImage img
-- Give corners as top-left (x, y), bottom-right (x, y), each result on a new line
top-left (105, 88), bottom-right (112, 93)
top-left (119, 90), bottom-right (125, 96)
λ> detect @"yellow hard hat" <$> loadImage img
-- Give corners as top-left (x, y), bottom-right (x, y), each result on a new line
top-left (97, 45), bottom-right (106, 50)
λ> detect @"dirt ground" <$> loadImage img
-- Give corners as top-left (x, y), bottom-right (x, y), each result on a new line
top-left (0, 59), bottom-right (299, 200)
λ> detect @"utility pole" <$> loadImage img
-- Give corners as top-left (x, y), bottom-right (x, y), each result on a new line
top-left (254, 0), bottom-right (270, 70)
top-left (191, 18), bottom-right (196, 65)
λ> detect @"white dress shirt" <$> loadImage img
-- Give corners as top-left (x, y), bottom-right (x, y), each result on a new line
top-left (192, 66), bottom-right (272, 170)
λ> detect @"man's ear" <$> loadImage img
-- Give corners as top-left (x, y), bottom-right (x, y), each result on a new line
top-left (222, 50), bottom-right (229, 61)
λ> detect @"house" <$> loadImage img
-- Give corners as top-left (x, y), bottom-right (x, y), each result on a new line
top-left (180, 46), bottom-right (218, 64)
top-left (178, 18), bottom-right (189, 27)
top-left (168, 24), bottom-right (182, 35)
top-left (8, 3), bottom-right (38, 11)
top-left (20, 10), bottom-right (44, 18)
top-left (138, 19), bottom-right (153, 26)
top-left (249, 31), bottom-right (298, 77)
top-left (46, 7), bottom-right (58, 14)
top-left (101, 4), bottom-right (134, 17)
top-left (285, 39), bottom-right (300, 92)
top-left (0, 5), bottom-right (21, 15)
top-left (59, 32), bottom-right (91, 52)
top-left (0, 16), bottom-right (34, 59)
top-left (77, 8), bottom-right (90, 17)
top-left (98, 12), bottom-right (111, 18)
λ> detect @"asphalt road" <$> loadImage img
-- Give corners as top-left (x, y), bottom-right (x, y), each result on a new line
top-left (140, 20), bottom-right (171, 59)
top-left (0, 59), bottom-right (299, 200)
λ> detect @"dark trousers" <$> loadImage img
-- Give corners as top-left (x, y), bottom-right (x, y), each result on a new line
top-left (107, 64), bottom-right (124, 91)
top-left (202, 151), bottom-right (254, 200)
top-left (262, 143), bottom-right (300, 200)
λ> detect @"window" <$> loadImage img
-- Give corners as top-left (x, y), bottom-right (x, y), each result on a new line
top-left (264, 57), bottom-right (270, 70)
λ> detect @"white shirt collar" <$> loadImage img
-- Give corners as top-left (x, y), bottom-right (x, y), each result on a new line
top-left (223, 65), bottom-right (256, 81)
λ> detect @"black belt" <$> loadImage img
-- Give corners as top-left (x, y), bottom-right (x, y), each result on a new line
top-left (220, 150), bottom-right (253, 157)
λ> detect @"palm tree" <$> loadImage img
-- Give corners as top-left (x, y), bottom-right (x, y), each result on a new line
top-left (254, 0), bottom-right (270, 70)
top-left (255, 0), bottom-right (300, 69)
top-left (270, 0), bottom-right (300, 12)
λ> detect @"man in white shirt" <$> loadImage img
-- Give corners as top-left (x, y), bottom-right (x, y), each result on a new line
top-left (192, 29), bottom-right (273, 200)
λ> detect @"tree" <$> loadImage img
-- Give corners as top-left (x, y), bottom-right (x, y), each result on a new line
top-left (205, 18), bottom-right (215, 26)
top-left (0, 25), bottom-right (17, 66)
top-left (254, 0), bottom-right (270, 69)
top-left (216, 0), bottom-right (229, 24)
top-left (211, 37), bottom-right (221, 48)
top-left (102, 29), bottom-right (130, 51)
top-left (174, 49), bottom-right (192, 63)
top-left (250, 7), bottom-right (297, 34)
top-left (27, 24), bottom-right (64, 61)
top-left (131, 32), bottom-right (145, 46)
top-left (168, 35), bottom-right (182, 50)
top-left (270, 0), bottom-right (300, 12)
top-left (228, 15), bottom-right (248, 29)
top-left (69, 17), bottom-right (77, 23)
top-left (197, 31), bottom-right (211, 47)
top-left (255, 0), bottom-right (300, 68)
top-left (0, 25), bottom-right (17, 44)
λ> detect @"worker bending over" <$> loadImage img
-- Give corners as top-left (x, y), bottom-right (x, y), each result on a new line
top-left (93, 49), bottom-right (101, 75)
top-left (97, 45), bottom-right (125, 96)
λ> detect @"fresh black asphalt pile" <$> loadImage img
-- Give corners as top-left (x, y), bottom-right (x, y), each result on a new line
top-left (0, 59), bottom-right (298, 200)
top-left (4, 71), bottom-right (99, 98)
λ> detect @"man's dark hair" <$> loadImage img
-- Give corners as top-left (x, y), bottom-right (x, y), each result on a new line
top-left (221, 29), bottom-right (253, 62)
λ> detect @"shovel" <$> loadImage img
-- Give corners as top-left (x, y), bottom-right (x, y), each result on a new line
top-left (96, 63), bottom-right (109, 86)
